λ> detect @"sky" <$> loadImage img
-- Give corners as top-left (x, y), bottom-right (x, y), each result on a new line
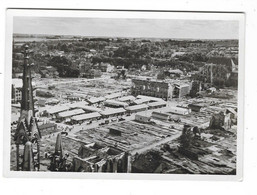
top-left (13, 17), bottom-right (239, 40)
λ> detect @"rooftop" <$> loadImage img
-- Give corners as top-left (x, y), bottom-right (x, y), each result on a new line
top-left (126, 104), bottom-right (149, 111)
top-left (82, 106), bottom-right (102, 113)
top-left (100, 108), bottom-right (126, 116)
top-left (71, 112), bottom-right (101, 121)
top-left (136, 95), bottom-right (166, 102)
top-left (58, 109), bottom-right (85, 118)
top-left (118, 95), bottom-right (136, 102)
top-left (69, 101), bottom-right (89, 109)
top-left (87, 97), bottom-right (106, 104)
top-left (105, 92), bottom-right (123, 99)
top-left (135, 112), bottom-right (152, 118)
top-left (104, 100), bottom-right (129, 107)
top-left (47, 105), bottom-right (70, 114)
top-left (133, 98), bottom-right (150, 105)
top-left (147, 101), bottom-right (167, 107)
top-left (152, 111), bottom-right (171, 117)
top-left (169, 106), bottom-right (190, 112)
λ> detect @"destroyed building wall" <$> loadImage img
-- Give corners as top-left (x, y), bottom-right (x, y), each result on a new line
top-left (188, 104), bottom-right (203, 112)
top-left (73, 151), bottom-right (128, 173)
top-left (131, 79), bottom-right (191, 100)
top-left (131, 79), bottom-right (173, 100)
top-left (209, 112), bottom-right (225, 129)
top-left (190, 80), bottom-right (202, 97)
top-left (209, 111), bottom-right (226, 130)
top-left (194, 60), bottom-right (238, 88)
top-left (73, 156), bottom-right (95, 172)
top-left (224, 113), bottom-right (232, 130)
top-left (173, 84), bottom-right (191, 98)
top-left (131, 151), bottom-right (162, 173)
top-left (226, 108), bottom-right (237, 121)
top-left (227, 71), bottom-right (238, 87)
top-left (209, 111), bottom-right (233, 130)
top-left (178, 84), bottom-right (191, 98)
top-left (78, 144), bottom-right (97, 159)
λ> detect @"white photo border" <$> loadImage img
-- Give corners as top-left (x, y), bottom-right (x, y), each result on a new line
top-left (4, 8), bottom-right (245, 181)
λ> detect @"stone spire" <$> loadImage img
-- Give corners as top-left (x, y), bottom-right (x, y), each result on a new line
top-left (14, 45), bottom-right (41, 171)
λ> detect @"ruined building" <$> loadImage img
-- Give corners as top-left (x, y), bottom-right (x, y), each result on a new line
top-left (131, 79), bottom-right (173, 100)
top-left (209, 110), bottom-right (235, 131)
top-left (194, 59), bottom-right (238, 88)
top-left (72, 143), bottom-right (128, 172)
top-left (131, 79), bottom-right (191, 100)
top-left (189, 80), bottom-right (202, 97)
top-left (209, 112), bottom-right (225, 130)
top-left (178, 125), bottom-right (202, 160)
top-left (226, 59), bottom-right (238, 87)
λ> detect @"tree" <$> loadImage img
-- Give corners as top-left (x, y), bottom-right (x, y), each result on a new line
top-left (49, 56), bottom-right (79, 78)
top-left (157, 71), bottom-right (165, 80)
top-left (60, 44), bottom-right (68, 52)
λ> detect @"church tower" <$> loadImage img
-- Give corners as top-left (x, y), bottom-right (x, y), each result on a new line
top-left (14, 45), bottom-right (41, 171)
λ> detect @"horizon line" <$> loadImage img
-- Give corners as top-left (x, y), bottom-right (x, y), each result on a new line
top-left (13, 33), bottom-right (239, 41)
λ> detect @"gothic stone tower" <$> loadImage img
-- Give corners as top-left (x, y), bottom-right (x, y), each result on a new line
top-left (14, 45), bottom-right (41, 171)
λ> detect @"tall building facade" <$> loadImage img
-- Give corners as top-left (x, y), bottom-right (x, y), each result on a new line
top-left (12, 79), bottom-right (22, 103)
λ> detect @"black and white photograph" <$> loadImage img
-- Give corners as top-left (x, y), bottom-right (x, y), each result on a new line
top-left (4, 9), bottom-right (244, 179)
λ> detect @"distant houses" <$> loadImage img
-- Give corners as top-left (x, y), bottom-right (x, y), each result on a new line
top-left (39, 66), bottom-right (59, 78)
